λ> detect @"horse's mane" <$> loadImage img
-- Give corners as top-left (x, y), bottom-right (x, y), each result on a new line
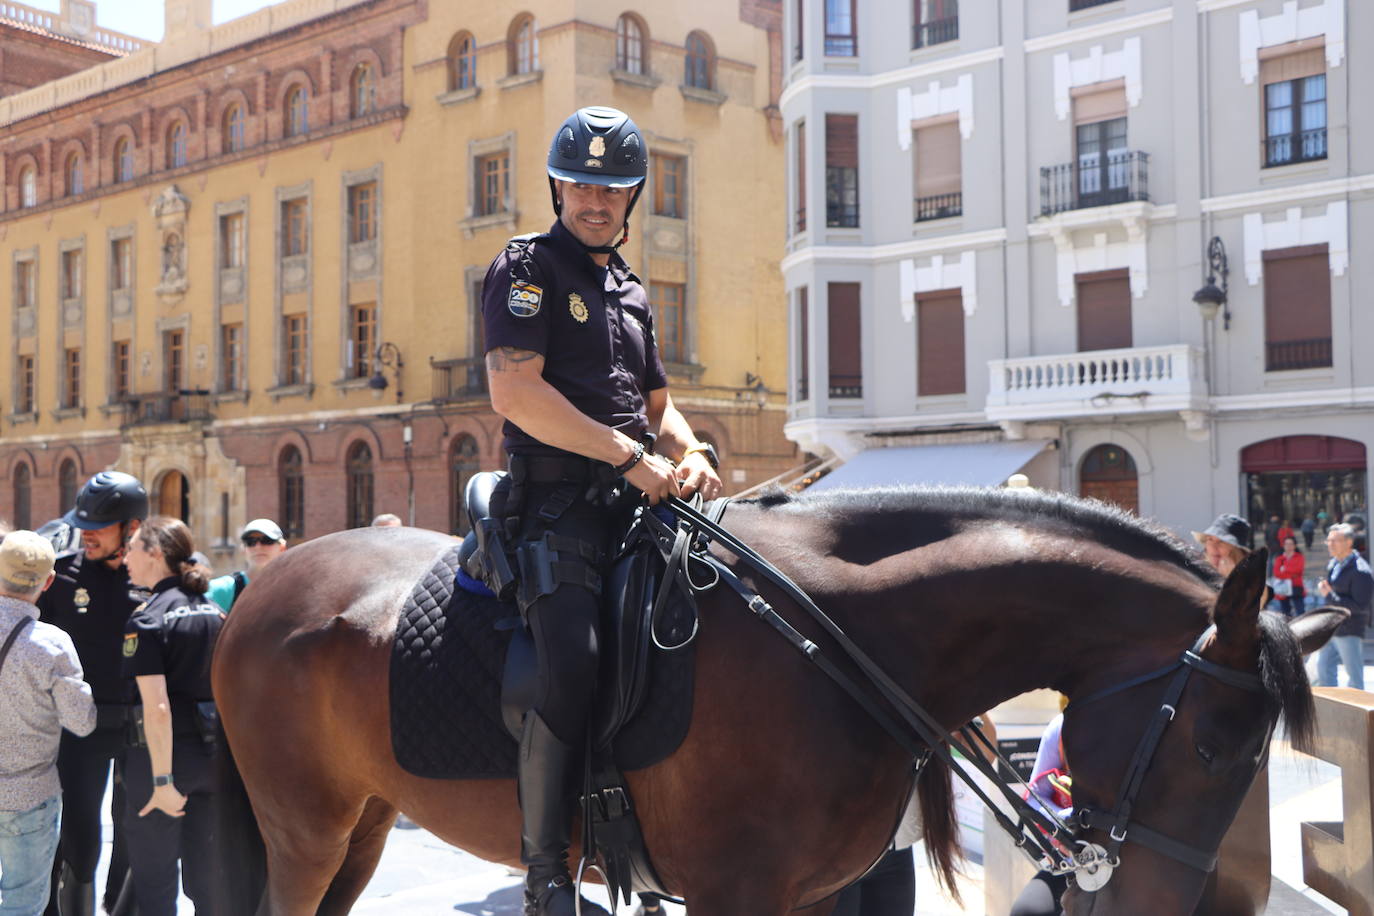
top-left (744, 486), bottom-right (1317, 894)
top-left (743, 484), bottom-right (1222, 585)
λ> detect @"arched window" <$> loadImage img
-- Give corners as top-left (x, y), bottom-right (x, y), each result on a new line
top-left (509, 14), bottom-right (538, 75)
top-left (58, 459), bottom-right (78, 511)
top-left (223, 103), bottom-right (245, 153)
top-left (684, 31), bottom-right (714, 90)
top-left (285, 85), bottom-right (310, 137)
top-left (447, 31), bottom-right (476, 91)
top-left (449, 435), bottom-right (480, 535)
top-left (345, 441), bottom-right (374, 529)
top-left (279, 445), bottom-right (305, 540)
top-left (19, 166), bottom-right (36, 208)
top-left (12, 463), bottom-right (32, 530)
top-left (167, 121), bottom-right (187, 168)
top-left (351, 64), bottom-right (376, 117)
top-left (1080, 444), bottom-right (1139, 514)
top-left (114, 137), bottom-right (134, 182)
top-left (616, 14), bottom-right (646, 75)
top-left (64, 152), bottom-right (83, 196)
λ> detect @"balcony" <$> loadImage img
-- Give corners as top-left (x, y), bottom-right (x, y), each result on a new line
top-left (431, 356), bottom-right (488, 402)
top-left (1040, 151), bottom-right (1149, 217)
top-left (914, 191), bottom-right (962, 222)
top-left (912, 12), bottom-right (958, 49)
top-left (986, 344), bottom-right (1207, 423)
top-left (119, 390), bottom-right (213, 427)
top-left (1267, 338), bottom-right (1332, 372)
top-left (829, 375), bottom-right (863, 399)
top-left (1263, 128), bottom-right (1327, 168)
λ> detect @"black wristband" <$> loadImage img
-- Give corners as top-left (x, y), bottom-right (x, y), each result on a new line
top-left (612, 442), bottom-right (645, 476)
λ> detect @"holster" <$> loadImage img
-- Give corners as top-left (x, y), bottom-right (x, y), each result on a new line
top-left (515, 532), bottom-right (603, 614)
top-left (193, 701), bottom-right (219, 746)
top-left (470, 517), bottom-right (519, 601)
top-left (125, 706), bottom-right (147, 748)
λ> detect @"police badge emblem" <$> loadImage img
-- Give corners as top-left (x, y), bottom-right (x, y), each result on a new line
top-left (588, 135), bottom-right (606, 158)
top-left (122, 633), bottom-right (138, 657)
top-left (569, 293), bottom-right (589, 323)
top-left (74, 587), bottom-right (90, 613)
top-left (508, 280), bottom-right (543, 317)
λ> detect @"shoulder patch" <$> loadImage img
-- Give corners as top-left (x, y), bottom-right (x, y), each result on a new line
top-left (122, 633), bottom-right (138, 657)
top-left (509, 280), bottom-right (543, 318)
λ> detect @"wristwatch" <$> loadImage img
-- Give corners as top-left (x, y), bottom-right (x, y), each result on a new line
top-left (683, 442), bottom-right (719, 470)
top-left (152, 773), bottom-right (174, 787)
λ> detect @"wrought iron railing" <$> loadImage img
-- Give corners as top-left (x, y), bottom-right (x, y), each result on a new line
top-left (913, 13), bottom-right (958, 49)
top-left (829, 375), bottom-right (863, 399)
top-left (1266, 338), bottom-right (1332, 372)
top-left (1040, 150), bottom-right (1149, 216)
top-left (914, 191), bottom-right (962, 222)
top-left (120, 390), bottom-right (213, 426)
top-left (431, 356), bottom-right (488, 401)
top-left (795, 206), bottom-right (807, 234)
top-left (1263, 128), bottom-right (1327, 168)
top-left (1069, 0), bottom-right (1118, 10)
top-left (824, 34), bottom-right (856, 56)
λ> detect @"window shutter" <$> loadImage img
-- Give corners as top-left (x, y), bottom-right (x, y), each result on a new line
top-left (825, 115), bottom-right (858, 169)
top-left (917, 289), bottom-right (965, 396)
top-left (1264, 244), bottom-right (1331, 369)
top-left (1075, 269), bottom-right (1132, 352)
top-left (1259, 47), bottom-right (1326, 84)
top-left (914, 121), bottom-right (961, 198)
top-left (1073, 83), bottom-right (1128, 125)
top-left (827, 282), bottom-right (861, 396)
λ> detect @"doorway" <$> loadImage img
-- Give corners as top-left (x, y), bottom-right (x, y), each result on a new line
top-left (1080, 443), bottom-right (1139, 514)
top-left (158, 470), bottom-right (190, 523)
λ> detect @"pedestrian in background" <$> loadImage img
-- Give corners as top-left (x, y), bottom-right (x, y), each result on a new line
top-left (1272, 536), bottom-right (1305, 617)
top-left (1315, 523), bottom-right (1372, 691)
top-left (121, 517), bottom-right (224, 916)
top-left (1192, 514), bottom-right (1252, 577)
top-left (1301, 516), bottom-right (1316, 550)
top-left (1263, 515), bottom-right (1282, 555)
top-left (205, 519), bottom-right (286, 614)
top-left (0, 532), bottom-right (96, 916)
top-left (371, 513), bottom-right (402, 528)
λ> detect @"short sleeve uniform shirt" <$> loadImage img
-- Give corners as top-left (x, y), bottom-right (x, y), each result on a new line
top-left (481, 220), bottom-right (668, 456)
top-left (37, 551), bottom-right (149, 705)
top-left (122, 578), bottom-right (224, 706)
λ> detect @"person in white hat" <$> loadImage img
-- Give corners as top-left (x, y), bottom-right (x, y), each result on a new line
top-left (0, 531), bottom-right (96, 916)
top-left (205, 519), bottom-right (286, 614)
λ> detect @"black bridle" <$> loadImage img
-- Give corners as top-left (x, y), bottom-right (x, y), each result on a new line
top-left (1067, 625), bottom-right (1268, 877)
top-left (658, 498), bottom-right (1273, 891)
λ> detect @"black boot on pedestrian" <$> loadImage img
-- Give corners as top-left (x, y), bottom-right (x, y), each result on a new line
top-left (57, 862), bottom-right (95, 916)
top-left (518, 712), bottom-right (608, 916)
top-left (105, 868), bottom-right (139, 916)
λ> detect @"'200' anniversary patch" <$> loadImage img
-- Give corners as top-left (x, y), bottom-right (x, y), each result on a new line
top-left (508, 281), bottom-right (543, 318)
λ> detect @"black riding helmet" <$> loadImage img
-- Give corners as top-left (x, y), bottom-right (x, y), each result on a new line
top-left (546, 106), bottom-right (648, 254)
top-left (65, 471), bottom-right (149, 530)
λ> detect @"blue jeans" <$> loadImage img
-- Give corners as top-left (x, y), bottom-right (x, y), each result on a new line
top-left (0, 796), bottom-right (60, 916)
top-left (1317, 635), bottom-right (1366, 690)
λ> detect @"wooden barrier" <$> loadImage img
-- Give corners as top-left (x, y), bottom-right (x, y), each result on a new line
top-left (1300, 687), bottom-right (1374, 916)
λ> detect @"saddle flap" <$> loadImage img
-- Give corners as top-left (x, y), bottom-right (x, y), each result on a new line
top-left (592, 536), bottom-right (659, 750)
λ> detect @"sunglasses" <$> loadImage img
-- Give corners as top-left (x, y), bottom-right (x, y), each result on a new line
top-left (241, 535), bottom-right (279, 547)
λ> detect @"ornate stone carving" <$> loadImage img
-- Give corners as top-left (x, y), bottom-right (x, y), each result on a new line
top-left (152, 185), bottom-right (191, 303)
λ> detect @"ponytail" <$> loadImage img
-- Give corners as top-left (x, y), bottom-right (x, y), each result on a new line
top-left (178, 558), bottom-right (211, 595)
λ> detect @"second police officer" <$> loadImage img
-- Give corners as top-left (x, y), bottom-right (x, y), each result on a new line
top-left (120, 516), bottom-right (224, 916)
top-left (38, 471), bottom-right (150, 916)
top-left (480, 106), bottom-right (723, 916)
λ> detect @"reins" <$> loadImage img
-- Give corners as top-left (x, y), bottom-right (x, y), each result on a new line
top-left (656, 496), bottom-right (1270, 890)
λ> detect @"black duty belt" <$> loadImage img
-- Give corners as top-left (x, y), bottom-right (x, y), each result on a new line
top-left (511, 454), bottom-right (603, 485)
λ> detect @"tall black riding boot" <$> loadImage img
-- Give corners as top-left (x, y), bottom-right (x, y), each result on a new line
top-left (57, 861), bottom-right (95, 916)
top-left (518, 712), bottom-right (609, 916)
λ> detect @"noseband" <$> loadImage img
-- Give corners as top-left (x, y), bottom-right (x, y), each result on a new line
top-left (1064, 625), bottom-right (1268, 887)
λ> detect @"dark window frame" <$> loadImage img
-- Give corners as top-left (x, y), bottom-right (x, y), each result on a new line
top-left (345, 441), bottom-right (374, 529)
top-left (1263, 73), bottom-right (1327, 167)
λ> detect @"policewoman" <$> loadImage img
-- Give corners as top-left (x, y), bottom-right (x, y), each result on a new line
top-left (37, 471), bottom-right (149, 916)
top-left (120, 516), bottom-right (224, 916)
top-left (479, 106), bottom-right (723, 916)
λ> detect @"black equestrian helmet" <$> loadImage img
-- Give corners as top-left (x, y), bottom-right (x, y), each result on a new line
top-left (65, 471), bottom-right (150, 530)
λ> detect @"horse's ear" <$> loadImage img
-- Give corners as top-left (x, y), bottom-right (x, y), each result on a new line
top-left (1212, 548), bottom-right (1269, 643)
top-left (1289, 606), bottom-right (1350, 655)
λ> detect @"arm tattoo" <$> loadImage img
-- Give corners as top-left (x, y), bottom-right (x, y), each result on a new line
top-left (485, 347), bottom-right (540, 373)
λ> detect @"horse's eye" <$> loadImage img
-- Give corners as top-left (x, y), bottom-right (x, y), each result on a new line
top-left (1195, 743), bottom-right (1216, 765)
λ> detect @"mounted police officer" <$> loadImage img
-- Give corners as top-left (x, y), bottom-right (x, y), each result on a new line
top-left (480, 105), bottom-right (723, 916)
top-left (37, 471), bottom-right (149, 916)
top-left (120, 516), bottom-right (224, 916)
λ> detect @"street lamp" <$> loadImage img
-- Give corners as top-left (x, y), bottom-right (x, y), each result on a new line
top-left (368, 341), bottom-right (404, 403)
top-left (744, 372), bottom-right (768, 409)
top-left (1192, 236), bottom-right (1230, 330)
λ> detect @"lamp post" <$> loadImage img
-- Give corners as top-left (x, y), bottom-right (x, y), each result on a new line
top-left (1192, 236), bottom-right (1230, 330)
top-left (744, 372), bottom-right (768, 409)
top-left (368, 341), bottom-right (404, 403)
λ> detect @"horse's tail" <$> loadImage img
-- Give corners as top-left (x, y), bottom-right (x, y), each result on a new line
top-left (214, 718), bottom-right (268, 914)
top-left (916, 753), bottom-right (963, 902)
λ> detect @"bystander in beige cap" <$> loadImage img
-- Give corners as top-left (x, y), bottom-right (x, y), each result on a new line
top-left (0, 530), bottom-right (57, 588)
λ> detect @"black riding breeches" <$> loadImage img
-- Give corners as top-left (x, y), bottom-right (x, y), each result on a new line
top-left (122, 739), bottom-right (216, 916)
top-left (517, 481), bottom-right (628, 745)
top-left (54, 723), bottom-right (126, 879)
top-left (830, 847), bottom-right (915, 916)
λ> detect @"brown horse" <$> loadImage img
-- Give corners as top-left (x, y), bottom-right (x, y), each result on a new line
top-left (211, 487), bottom-right (1341, 915)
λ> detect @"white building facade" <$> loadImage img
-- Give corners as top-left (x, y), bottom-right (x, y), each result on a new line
top-left (781, 0), bottom-right (1370, 536)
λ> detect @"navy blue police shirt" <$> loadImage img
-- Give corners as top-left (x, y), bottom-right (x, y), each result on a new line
top-left (481, 220), bottom-right (669, 456)
top-left (121, 577), bottom-right (225, 706)
top-left (38, 550), bottom-right (150, 706)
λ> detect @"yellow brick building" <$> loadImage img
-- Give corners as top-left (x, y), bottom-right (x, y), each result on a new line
top-left (0, 0), bottom-right (793, 562)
